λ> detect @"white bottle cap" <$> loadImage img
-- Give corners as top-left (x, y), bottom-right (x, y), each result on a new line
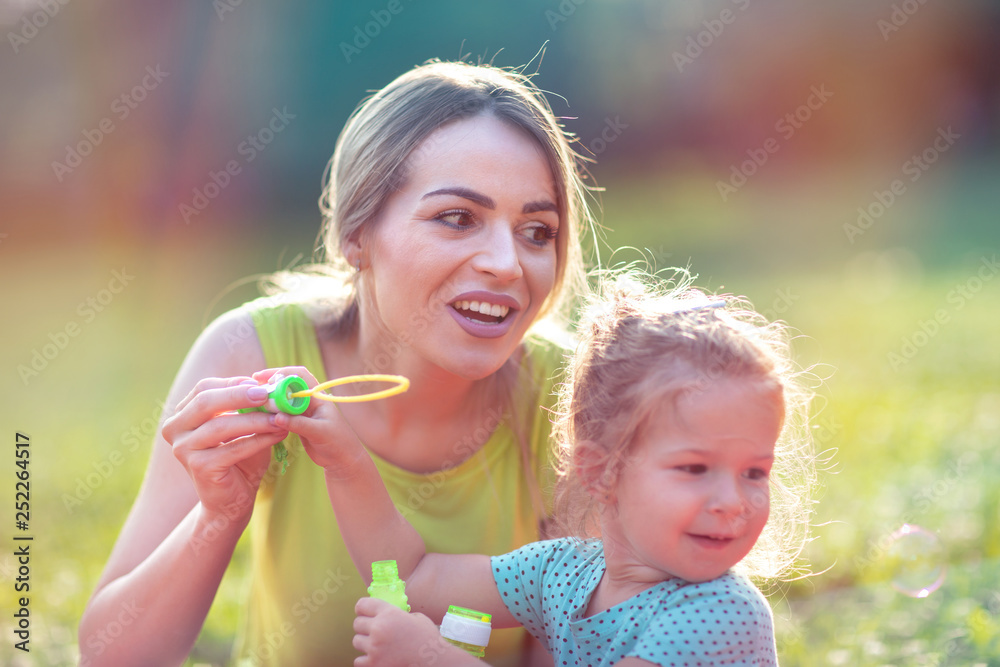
top-left (440, 606), bottom-right (492, 648)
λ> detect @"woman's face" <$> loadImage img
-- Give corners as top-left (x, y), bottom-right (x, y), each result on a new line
top-left (358, 114), bottom-right (560, 380)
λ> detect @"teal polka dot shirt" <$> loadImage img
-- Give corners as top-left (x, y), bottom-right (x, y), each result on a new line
top-left (491, 538), bottom-right (778, 666)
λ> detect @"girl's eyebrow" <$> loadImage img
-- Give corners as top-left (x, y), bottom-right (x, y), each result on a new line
top-left (423, 187), bottom-right (558, 215)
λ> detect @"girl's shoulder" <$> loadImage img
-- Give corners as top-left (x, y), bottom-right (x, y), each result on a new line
top-left (665, 570), bottom-right (773, 617)
top-left (497, 537), bottom-right (603, 572)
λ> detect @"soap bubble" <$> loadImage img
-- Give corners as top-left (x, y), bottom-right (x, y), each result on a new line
top-left (885, 524), bottom-right (947, 598)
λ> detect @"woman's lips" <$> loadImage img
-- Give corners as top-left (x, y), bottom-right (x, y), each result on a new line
top-left (446, 291), bottom-right (521, 339)
top-left (447, 303), bottom-right (517, 339)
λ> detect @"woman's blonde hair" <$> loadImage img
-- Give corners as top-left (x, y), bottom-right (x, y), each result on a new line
top-left (270, 59), bottom-right (592, 335)
top-left (552, 270), bottom-right (818, 580)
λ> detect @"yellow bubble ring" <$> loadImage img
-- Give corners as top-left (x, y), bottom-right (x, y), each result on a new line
top-left (290, 374), bottom-right (410, 403)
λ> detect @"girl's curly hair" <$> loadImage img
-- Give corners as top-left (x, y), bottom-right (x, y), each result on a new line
top-left (552, 269), bottom-right (819, 581)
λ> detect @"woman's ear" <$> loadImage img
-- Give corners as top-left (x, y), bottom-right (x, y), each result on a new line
top-left (343, 236), bottom-right (363, 271)
top-left (573, 440), bottom-right (614, 503)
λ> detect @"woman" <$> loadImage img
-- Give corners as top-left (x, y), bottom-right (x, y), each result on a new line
top-left (78, 60), bottom-right (592, 666)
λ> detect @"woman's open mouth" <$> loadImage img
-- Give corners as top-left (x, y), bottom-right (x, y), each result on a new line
top-left (447, 295), bottom-right (518, 339)
top-left (451, 299), bottom-right (511, 324)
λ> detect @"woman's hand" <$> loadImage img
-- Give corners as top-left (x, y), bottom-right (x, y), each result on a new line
top-left (353, 598), bottom-right (476, 667)
top-left (161, 375), bottom-right (290, 522)
top-left (254, 366), bottom-right (371, 477)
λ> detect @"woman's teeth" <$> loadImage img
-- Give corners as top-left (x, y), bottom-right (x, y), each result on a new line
top-left (453, 300), bottom-right (510, 320)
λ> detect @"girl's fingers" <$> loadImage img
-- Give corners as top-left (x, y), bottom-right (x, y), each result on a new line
top-left (355, 596), bottom-right (385, 617)
top-left (351, 635), bottom-right (371, 661)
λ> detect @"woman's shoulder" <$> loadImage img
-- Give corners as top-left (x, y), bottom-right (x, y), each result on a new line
top-left (522, 321), bottom-right (575, 375)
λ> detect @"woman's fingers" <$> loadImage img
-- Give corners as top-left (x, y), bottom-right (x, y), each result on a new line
top-left (180, 411), bottom-right (287, 451)
top-left (253, 366), bottom-right (319, 388)
top-left (170, 375), bottom-right (254, 414)
top-left (163, 381), bottom-right (271, 443)
top-left (273, 408), bottom-right (356, 445)
top-left (178, 429), bottom-right (288, 474)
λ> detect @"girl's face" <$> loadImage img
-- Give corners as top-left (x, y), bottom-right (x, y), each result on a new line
top-left (601, 377), bottom-right (783, 584)
top-left (357, 114), bottom-right (560, 380)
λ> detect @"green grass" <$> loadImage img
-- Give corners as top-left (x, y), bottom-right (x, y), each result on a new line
top-left (2, 168), bottom-right (998, 664)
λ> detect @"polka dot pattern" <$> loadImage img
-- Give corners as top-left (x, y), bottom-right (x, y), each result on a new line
top-left (491, 538), bottom-right (778, 666)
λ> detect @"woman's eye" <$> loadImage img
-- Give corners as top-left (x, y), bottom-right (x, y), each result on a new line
top-left (435, 210), bottom-right (475, 229)
top-left (676, 464), bottom-right (707, 475)
top-left (521, 223), bottom-right (558, 246)
top-left (745, 468), bottom-right (770, 481)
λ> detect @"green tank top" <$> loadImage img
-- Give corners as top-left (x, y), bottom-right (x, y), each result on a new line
top-left (232, 299), bottom-right (566, 667)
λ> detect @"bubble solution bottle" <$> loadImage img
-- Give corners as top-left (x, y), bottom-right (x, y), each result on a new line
top-left (368, 560), bottom-right (410, 612)
top-left (440, 606), bottom-right (492, 659)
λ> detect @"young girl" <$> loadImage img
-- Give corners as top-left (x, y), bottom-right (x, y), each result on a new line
top-left (273, 272), bottom-right (817, 666)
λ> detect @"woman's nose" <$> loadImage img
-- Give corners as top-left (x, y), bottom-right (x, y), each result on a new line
top-left (471, 223), bottom-right (523, 281)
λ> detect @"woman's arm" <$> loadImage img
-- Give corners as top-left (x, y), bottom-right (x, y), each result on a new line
top-left (78, 309), bottom-right (289, 666)
top-left (276, 407), bottom-right (519, 627)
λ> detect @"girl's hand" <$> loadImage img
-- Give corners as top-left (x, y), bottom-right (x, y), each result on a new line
top-left (255, 366), bottom-right (371, 476)
top-left (161, 376), bottom-right (290, 521)
top-left (353, 598), bottom-right (466, 667)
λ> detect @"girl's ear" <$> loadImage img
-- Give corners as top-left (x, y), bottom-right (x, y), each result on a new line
top-left (573, 440), bottom-right (614, 503)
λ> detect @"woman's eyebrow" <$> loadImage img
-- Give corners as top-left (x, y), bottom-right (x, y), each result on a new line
top-left (423, 187), bottom-right (495, 209)
top-left (423, 187), bottom-right (558, 216)
top-left (523, 200), bottom-right (558, 214)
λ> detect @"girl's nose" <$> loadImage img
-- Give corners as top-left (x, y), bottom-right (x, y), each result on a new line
top-left (708, 475), bottom-right (746, 517)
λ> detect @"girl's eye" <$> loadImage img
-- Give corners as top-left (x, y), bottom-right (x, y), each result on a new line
top-left (435, 209), bottom-right (476, 229)
top-left (745, 468), bottom-right (770, 481)
top-left (676, 464), bottom-right (707, 475)
top-left (521, 222), bottom-right (558, 246)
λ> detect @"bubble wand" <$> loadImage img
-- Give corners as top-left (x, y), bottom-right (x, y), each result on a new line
top-left (239, 374), bottom-right (410, 473)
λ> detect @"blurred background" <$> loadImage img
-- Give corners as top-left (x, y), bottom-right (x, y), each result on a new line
top-left (1, 0), bottom-right (998, 664)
